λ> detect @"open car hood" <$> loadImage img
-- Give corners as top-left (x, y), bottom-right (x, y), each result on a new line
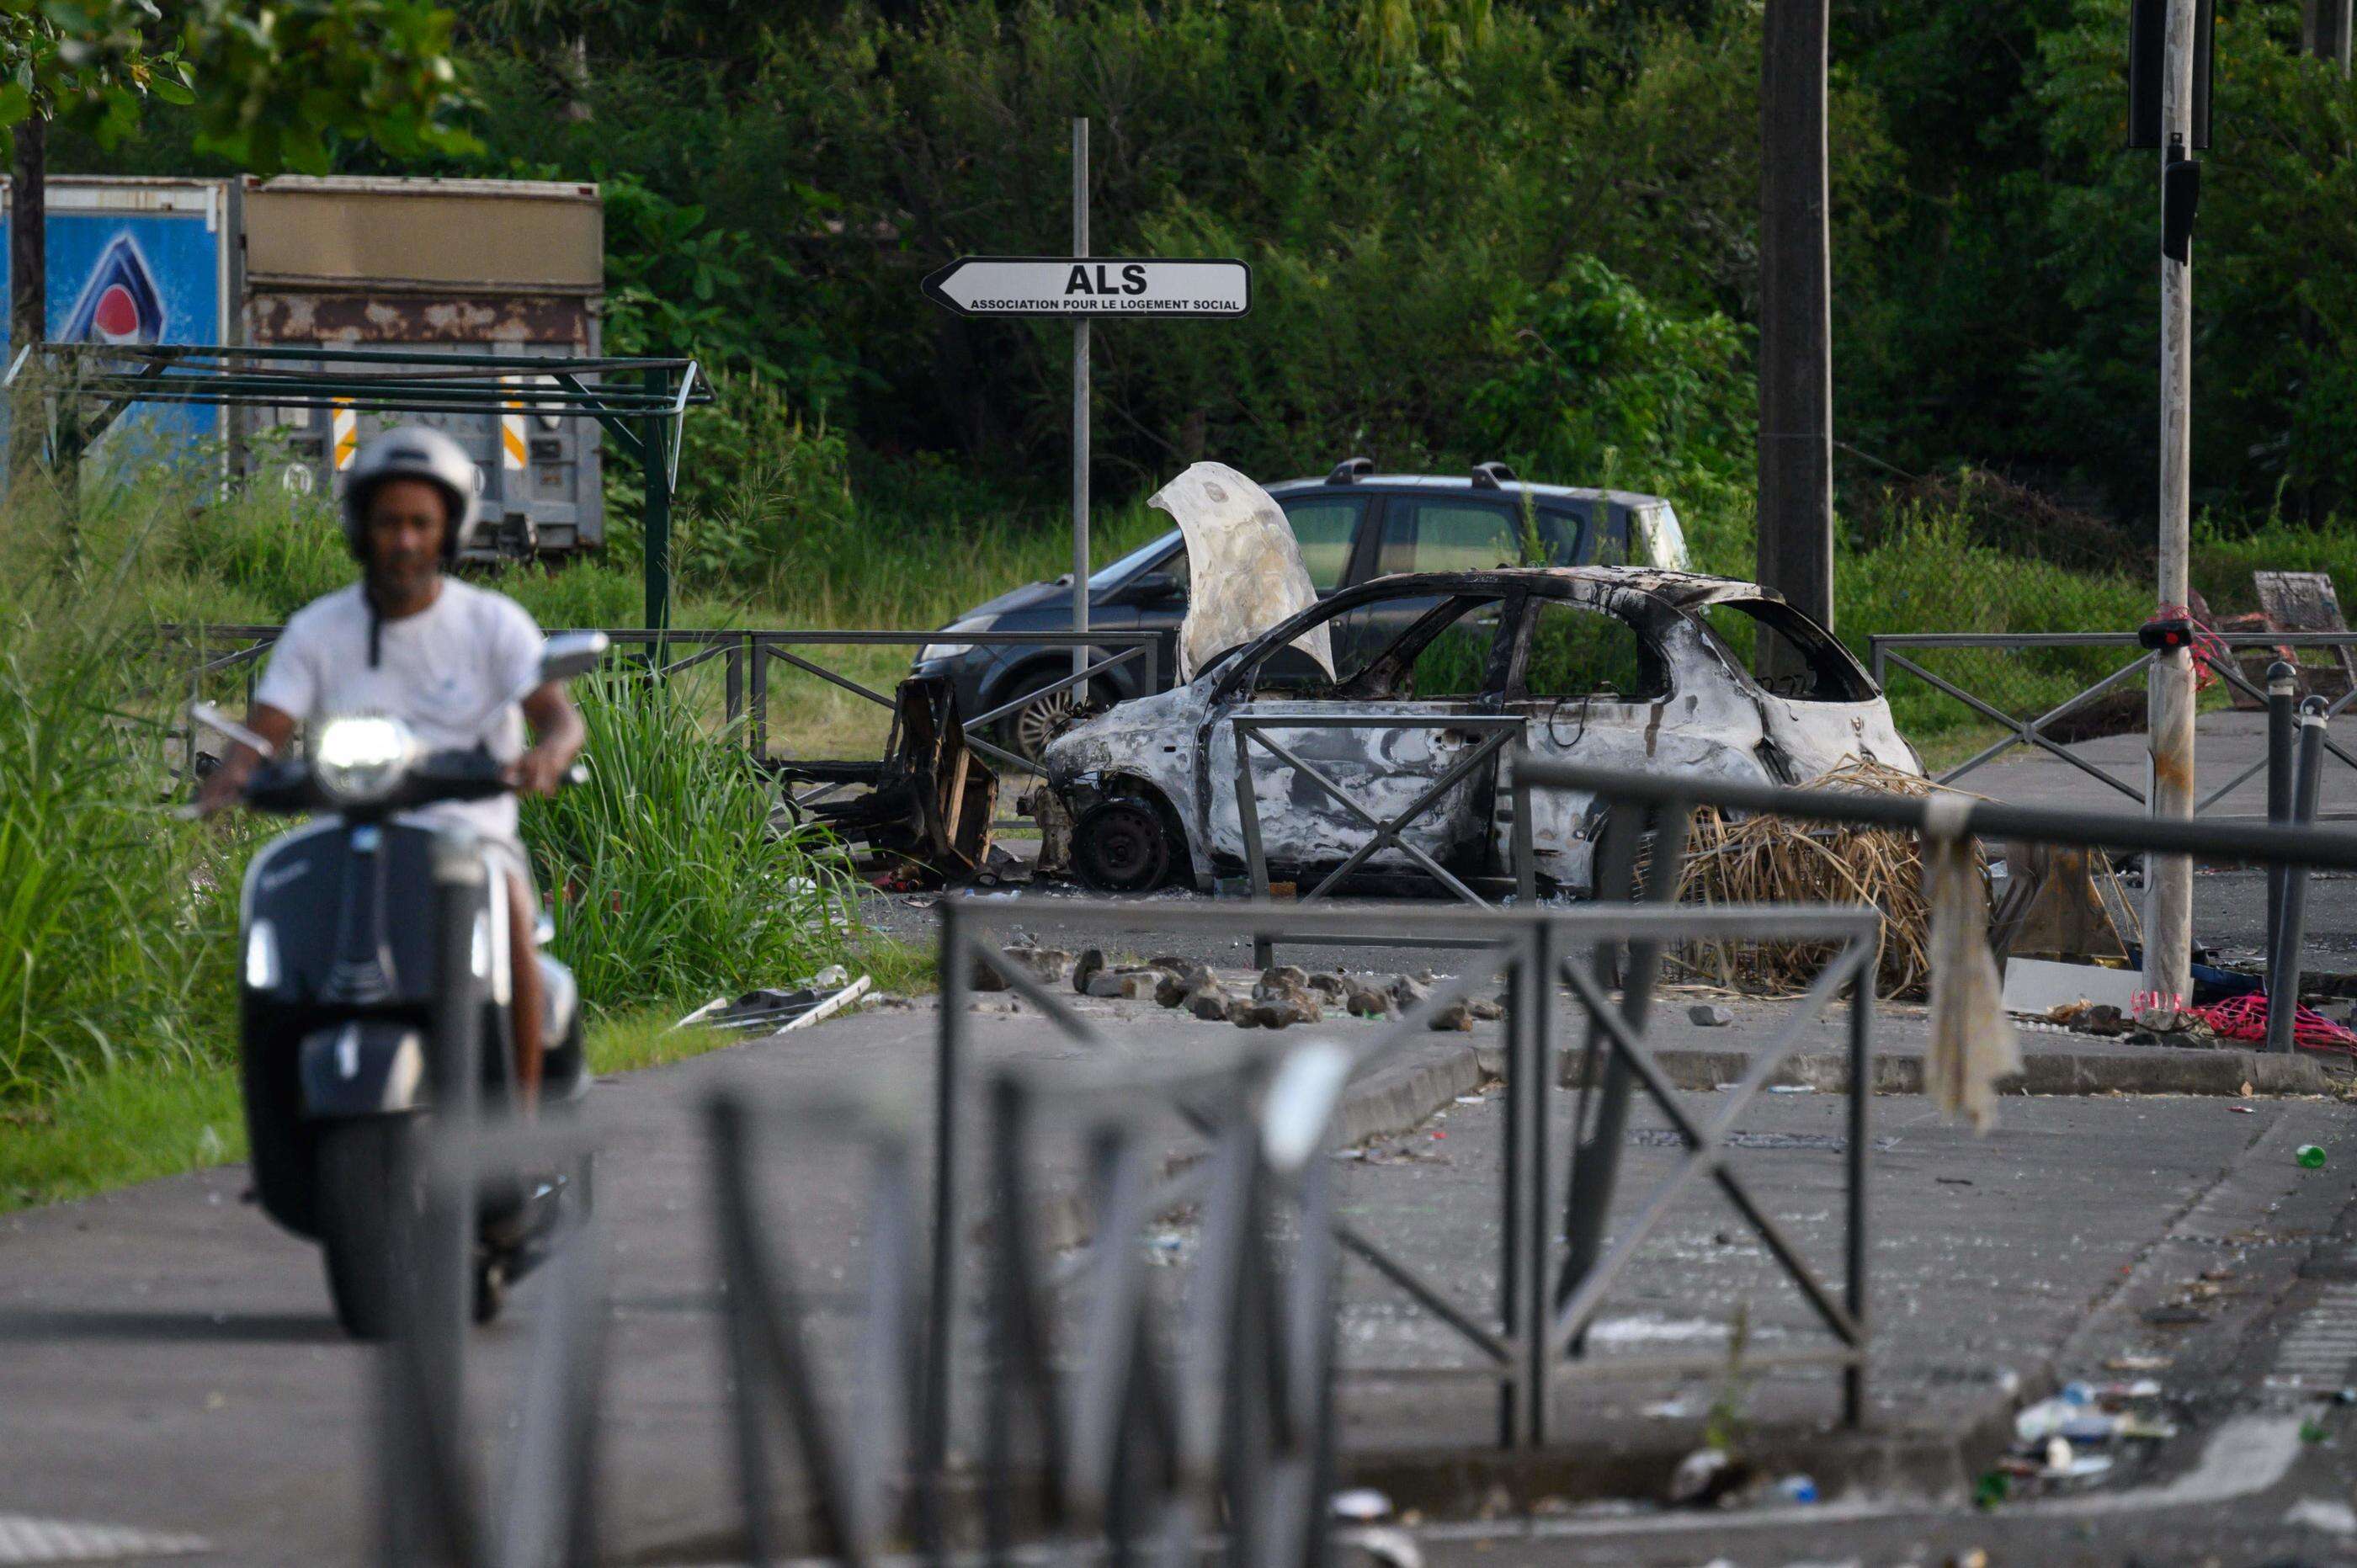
top-left (1153, 462), bottom-right (1336, 684)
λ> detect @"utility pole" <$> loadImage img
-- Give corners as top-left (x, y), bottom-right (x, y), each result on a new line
top-left (1757, 0), bottom-right (1835, 646)
top-left (2311, 0), bottom-right (2353, 70)
top-left (1071, 117), bottom-right (1091, 680)
top-left (9, 114), bottom-right (44, 480)
top-left (2147, 0), bottom-right (2200, 1011)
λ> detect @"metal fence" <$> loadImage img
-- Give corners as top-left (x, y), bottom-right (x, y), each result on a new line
top-left (1870, 630), bottom-right (2357, 814)
top-left (157, 624), bottom-right (1157, 785)
top-left (935, 897), bottom-right (1881, 1454)
top-left (1229, 713), bottom-right (1531, 966)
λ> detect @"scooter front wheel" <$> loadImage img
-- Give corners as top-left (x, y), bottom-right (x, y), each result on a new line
top-left (316, 1119), bottom-right (423, 1341)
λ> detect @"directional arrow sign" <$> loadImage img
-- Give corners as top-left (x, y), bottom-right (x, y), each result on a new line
top-left (922, 256), bottom-right (1251, 319)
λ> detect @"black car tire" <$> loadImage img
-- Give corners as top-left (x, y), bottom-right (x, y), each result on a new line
top-left (1072, 795), bottom-right (1179, 893)
top-left (317, 1118), bottom-right (423, 1342)
top-left (998, 672), bottom-right (1111, 768)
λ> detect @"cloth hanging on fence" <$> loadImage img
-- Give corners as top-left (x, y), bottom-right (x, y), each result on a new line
top-left (1922, 800), bottom-right (2017, 1132)
top-left (2193, 993), bottom-right (2357, 1055)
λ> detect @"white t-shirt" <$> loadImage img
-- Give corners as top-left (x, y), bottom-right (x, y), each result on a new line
top-left (253, 578), bottom-right (545, 846)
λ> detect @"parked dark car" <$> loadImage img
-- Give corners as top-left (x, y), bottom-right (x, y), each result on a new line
top-left (911, 460), bottom-right (1691, 763)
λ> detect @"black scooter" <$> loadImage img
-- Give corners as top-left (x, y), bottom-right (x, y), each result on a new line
top-left (194, 633), bottom-right (605, 1339)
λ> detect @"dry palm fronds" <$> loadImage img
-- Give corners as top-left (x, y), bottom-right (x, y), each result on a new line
top-left (1669, 757), bottom-right (1988, 999)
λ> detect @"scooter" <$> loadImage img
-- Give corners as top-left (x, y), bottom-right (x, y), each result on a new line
top-left (194, 632), bottom-right (606, 1340)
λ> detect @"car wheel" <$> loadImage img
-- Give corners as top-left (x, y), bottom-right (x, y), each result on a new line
top-left (1072, 796), bottom-right (1177, 894)
top-left (1000, 674), bottom-right (1108, 768)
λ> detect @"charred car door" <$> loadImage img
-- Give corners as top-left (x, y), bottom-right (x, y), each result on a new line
top-left (1200, 587), bottom-right (1512, 878)
top-left (1503, 588), bottom-right (1774, 890)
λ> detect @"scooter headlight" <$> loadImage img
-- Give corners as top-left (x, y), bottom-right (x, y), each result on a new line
top-left (313, 715), bottom-right (416, 805)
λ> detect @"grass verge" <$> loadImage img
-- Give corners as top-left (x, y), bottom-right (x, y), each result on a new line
top-left (0, 933), bottom-right (934, 1215)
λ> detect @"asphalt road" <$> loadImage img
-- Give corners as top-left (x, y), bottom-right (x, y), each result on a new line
top-left (7, 981), bottom-right (2357, 1564)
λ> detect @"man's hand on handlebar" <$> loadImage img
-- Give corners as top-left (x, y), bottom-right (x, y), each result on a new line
top-left (506, 744), bottom-right (572, 799)
top-left (191, 704), bottom-right (298, 820)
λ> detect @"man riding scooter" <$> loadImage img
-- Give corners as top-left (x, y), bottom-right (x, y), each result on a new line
top-left (197, 426), bottom-right (584, 1108)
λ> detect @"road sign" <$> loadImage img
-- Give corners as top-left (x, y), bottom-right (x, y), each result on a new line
top-left (922, 255), bottom-right (1250, 319)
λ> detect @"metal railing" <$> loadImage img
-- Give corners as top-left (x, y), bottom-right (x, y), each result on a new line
top-left (1870, 630), bottom-right (2357, 813)
top-left (1229, 713), bottom-right (1531, 966)
top-left (158, 624), bottom-right (1157, 785)
top-left (934, 896), bottom-right (1881, 1455)
top-left (1514, 752), bottom-right (2357, 1037)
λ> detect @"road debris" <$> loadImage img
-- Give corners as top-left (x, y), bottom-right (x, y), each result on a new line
top-left (787, 674), bottom-right (998, 887)
top-left (673, 967), bottom-right (873, 1034)
top-left (1688, 1003), bottom-right (1735, 1027)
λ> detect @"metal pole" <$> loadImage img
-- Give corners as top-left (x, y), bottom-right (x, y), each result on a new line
top-left (1844, 948), bottom-right (1873, 1427)
top-left (2267, 662), bottom-right (2297, 971)
top-left (641, 366), bottom-right (673, 635)
top-left (1071, 117), bottom-right (1091, 682)
top-left (1756, 0), bottom-right (1837, 651)
top-left (1561, 800), bottom-right (1690, 1338)
top-left (923, 901), bottom-right (969, 1498)
top-left (2267, 703), bottom-right (2328, 1054)
top-left (2145, 0), bottom-right (2199, 1013)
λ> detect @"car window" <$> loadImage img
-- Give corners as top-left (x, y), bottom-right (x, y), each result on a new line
top-left (1280, 498), bottom-right (1364, 591)
top-left (1088, 529), bottom-right (1182, 589)
top-left (1241, 593), bottom-right (1504, 699)
top-left (1402, 599), bottom-right (1503, 699)
top-left (1377, 499), bottom-right (1568, 575)
top-left (1695, 599), bottom-right (1872, 701)
top-left (1521, 598), bottom-right (1662, 700)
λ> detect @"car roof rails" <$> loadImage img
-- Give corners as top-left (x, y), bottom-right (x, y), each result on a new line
top-left (1471, 460), bottom-right (1518, 490)
top-left (1326, 456), bottom-right (1375, 485)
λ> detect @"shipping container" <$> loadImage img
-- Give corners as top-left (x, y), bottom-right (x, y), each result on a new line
top-left (235, 175), bottom-right (608, 557)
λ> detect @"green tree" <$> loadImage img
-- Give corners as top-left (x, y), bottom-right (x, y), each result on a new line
top-left (0, 1), bottom-right (473, 474)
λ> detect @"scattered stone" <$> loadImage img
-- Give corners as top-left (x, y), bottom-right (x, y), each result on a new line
top-left (1260, 964), bottom-right (1311, 991)
top-left (1343, 980), bottom-right (1397, 1019)
top-left (1189, 978), bottom-right (1235, 1022)
top-left (1156, 968), bottom-right (1196, 1008)
top-left (1072, 947), bottom-right (1107, 996)
top-left (1389, 974), bottom-right (1431, 1008)
top-left (1226, 997), bottom-right (1260, 1028)
top-left (1084, 969), bottom-right (1162, 1001)
top-left (1147, 954), bottom-right (1192, 975)
top-left (1427, 1001), bottom-right (1475, 1033)
top-left (1687, 1003), bottom-right (1734, 1028)
top-left (1469, 997), bottom-right (1506, 1021)
top-left (1305, 972), bottom-right (1349, 1002)
top-left (972, 945), bottom-right (1072, 991)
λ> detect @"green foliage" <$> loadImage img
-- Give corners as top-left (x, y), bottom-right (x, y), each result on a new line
top-left (1, 0), bottom-right (473, 170)
top-left (519, 671), bottom-right (860, 1010)
top-left (0, 482), bottom-right (244, 1105)
top-left (1464, 255), bottom-right (1754, 494)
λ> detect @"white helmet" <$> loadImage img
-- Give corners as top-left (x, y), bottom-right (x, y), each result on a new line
top-left (342, 425), bottom-right (482, 561)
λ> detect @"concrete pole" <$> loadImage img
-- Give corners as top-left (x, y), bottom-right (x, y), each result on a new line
top-left (1757, 0), bottom-right (1836, 646)
top-left (9, 116), bottom-right (45, 481)
top-left (1072, 118), bottom-right (1091, 680)
top-left (2312, 0), bottom-right (2354, 69)
top-left (2146, 0), bottom-right (2198, 1011)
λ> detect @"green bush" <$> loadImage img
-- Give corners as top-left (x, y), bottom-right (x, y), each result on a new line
top-left (520, 670), bottom-right (860, 1010)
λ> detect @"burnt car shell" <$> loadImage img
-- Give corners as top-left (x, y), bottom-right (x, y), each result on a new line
top-left (1039, 566), bottom-right (1918, 894)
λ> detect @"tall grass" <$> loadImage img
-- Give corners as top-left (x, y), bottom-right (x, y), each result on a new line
top-left (0, 475), bottom-right (242, 1105)
top-left (520, 669), bottom-right (863, 1009)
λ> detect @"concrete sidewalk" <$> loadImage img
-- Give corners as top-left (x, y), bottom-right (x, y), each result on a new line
top-left (3, 982), bottom-right (2354, 1563)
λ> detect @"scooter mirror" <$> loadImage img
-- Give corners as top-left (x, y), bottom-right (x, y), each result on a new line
top-left (536, 631), bottom-right (610, 688)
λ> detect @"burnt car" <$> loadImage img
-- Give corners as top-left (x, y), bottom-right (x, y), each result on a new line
top-left (912, 462), bottom-right (1691, 764)
top-left (1033, 567), bottom-right (1920, 894)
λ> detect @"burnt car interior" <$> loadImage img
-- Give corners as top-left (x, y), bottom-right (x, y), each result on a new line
top-left (1694, 598), bottom-right (1874, 702)
top-left (1224, 592), bottom-right (1508, 703)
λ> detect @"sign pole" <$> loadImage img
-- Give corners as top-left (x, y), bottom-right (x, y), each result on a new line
top-left (2147, 0), bottom-right (2198, 1011)
top-left (1072, 117), bottom-right (1090, 680)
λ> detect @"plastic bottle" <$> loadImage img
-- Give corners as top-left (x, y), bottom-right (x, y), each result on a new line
top-left (2299, 1145), bottom-right (2328, 1170)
